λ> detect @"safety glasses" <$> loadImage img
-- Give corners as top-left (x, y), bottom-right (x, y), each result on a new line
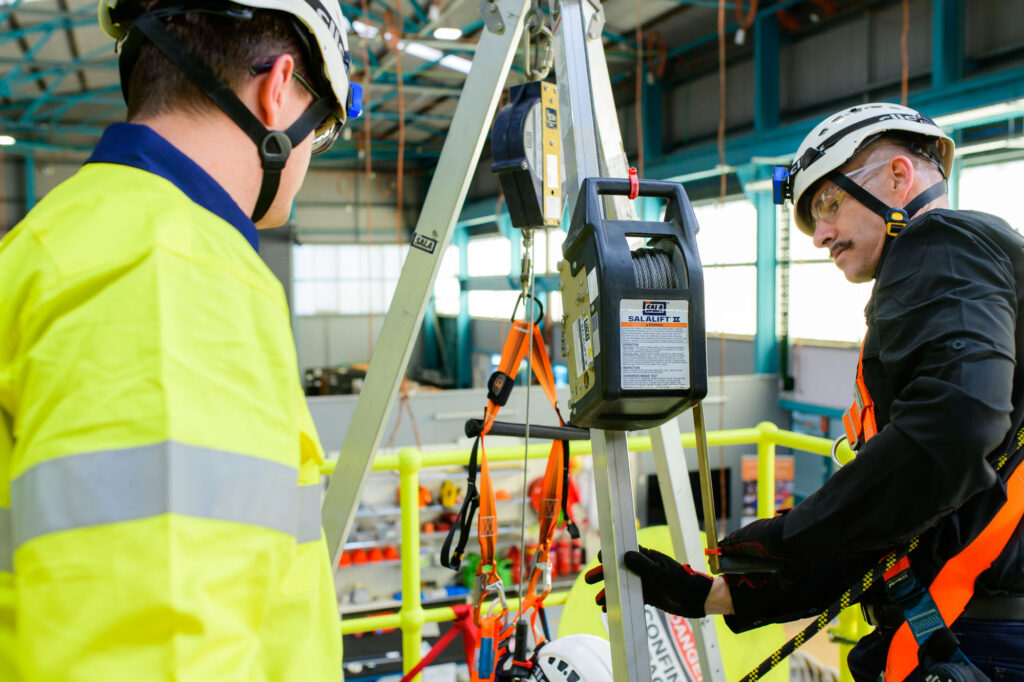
top-left (812, 160), bottom-right (889, 225)
top-left (250, 62), bottom-right (344, 155)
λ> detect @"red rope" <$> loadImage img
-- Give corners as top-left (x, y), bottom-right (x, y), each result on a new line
top-left (398, 604), bottom-right (479, 682)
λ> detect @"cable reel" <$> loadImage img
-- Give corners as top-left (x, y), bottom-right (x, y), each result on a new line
top-left (558, 178), bottom-right (708, 430)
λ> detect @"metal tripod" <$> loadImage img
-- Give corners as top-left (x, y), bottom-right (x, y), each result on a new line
top-left (321, 1), bottom-right (725, 679)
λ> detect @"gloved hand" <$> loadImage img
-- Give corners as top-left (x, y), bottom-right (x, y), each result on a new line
top-left (718, 514), bottom-right (794, 563)
top-left (583, 546), bottom-right (713, 618)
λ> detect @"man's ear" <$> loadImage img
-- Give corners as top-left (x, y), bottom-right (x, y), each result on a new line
top-left (256, 54), bottom-right (295, 128)
top-left (888, 154), bottom-right (916, 206)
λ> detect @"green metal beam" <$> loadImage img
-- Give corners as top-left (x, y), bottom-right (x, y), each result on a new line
top-left (932, 0), bottom-right (964, 88)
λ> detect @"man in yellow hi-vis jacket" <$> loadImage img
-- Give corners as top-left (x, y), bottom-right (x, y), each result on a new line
top-left (0, 2), bottom-right (363, 680)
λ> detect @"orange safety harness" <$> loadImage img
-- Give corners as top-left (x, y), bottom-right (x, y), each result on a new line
top-left (440, 318), bottom-right (579, 681)
top-left (841, 337), bottom-right (1024, 680)
top-left (841, 336), bottom-right (878, 450)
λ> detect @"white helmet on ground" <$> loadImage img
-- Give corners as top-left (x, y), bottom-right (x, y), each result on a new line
top-left (777, 103), bottom-right (954, 235)
top-left (531, 634), bottom-right (613, 681)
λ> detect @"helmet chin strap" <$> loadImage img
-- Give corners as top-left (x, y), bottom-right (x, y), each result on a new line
top-left (827, 169), bottom-right (946, 238)
top-left (124, 13), bottom-right (332, 222)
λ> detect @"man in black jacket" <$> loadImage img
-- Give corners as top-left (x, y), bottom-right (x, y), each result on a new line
top-left (586, 103), bottom-right (1024, 681)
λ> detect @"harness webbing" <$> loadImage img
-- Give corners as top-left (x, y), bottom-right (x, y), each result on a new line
top-left (440, 319), bottom-right (578, 680)
top-left (885, 439), bottom-right (1024, 681)
top-left (842, 334), bottom-right (878, 450)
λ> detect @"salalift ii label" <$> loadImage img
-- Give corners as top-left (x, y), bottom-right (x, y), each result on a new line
top-left (619, 299), bottom-right (689, 390)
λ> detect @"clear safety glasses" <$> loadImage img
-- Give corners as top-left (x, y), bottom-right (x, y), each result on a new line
top-left (250, 62), bottom-right (344, 155)
top-left (812, 160), bottom-right (890, 225)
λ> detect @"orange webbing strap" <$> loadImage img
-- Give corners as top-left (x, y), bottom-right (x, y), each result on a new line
top-left (513, 323), bottom-right (579, 645)
top-left (843, 335), bottom-right (878, 450)
top-left (474, 322), bottom-right (533, 594)
top-left (884, 457), bottom-right (1024, 681)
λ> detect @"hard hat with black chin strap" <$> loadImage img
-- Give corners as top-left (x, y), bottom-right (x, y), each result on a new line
top-left (98, 0), bottom-right (364, 222)
top-left (772, 103), bottom-right (954, 237)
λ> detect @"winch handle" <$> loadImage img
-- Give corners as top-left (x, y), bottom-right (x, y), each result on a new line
top-left (588, 177), bottom-right (681, 201)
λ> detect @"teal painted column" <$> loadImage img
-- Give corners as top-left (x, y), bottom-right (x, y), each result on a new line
top-left (641, 64), bottom-right (663, 164)
top-left (24, 153), bottom-right (36, 212)
top-left (739, 166), bottom-right (778, 374)
top-left (455, 228), bottom-right (472, 388)
top-left (753, 11), bottom-right (780, 134)
top-left (640, 64), bottom-right (664, 221)
top-left (932, 0), bottom-right (964, 88)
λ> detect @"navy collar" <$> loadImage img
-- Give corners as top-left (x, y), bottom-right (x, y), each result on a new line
top-left (86, 123), bottom-right (259, 252)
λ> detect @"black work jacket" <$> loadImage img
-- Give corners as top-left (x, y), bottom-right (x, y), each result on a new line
top-left (726, 209), bottom-right (1024, 631)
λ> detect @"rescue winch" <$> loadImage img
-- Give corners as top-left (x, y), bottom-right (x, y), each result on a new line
top-left (558, 177), bottom-right (708, 430)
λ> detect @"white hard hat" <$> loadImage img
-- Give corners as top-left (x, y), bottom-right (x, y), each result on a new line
top-left (533, 634), bottom-right (613, 681)
top-left (98, 0), bottom-right (357, 128)
top-left (784, 103), bottom-right (954, 235)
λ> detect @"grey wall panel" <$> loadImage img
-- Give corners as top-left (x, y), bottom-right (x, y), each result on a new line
top-left (668, 60), bottom-right (756, 143)
top-left (781, 19), bottom-right (871, 113)
top-left (296, 313), bottom-right (426, 374)
top-left (866, 0), bottom-right (932, 87)
top-left (783, 343), bottom-right (859, 411)
top-left (966, 0), bottom-right (1024, 61)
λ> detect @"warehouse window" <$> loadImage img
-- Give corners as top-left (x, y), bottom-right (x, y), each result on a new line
top-left (466, 235), bottom-right (512, 277)
top-left (433, 246), bottom-right (461, 316)
top-left (293, 243), bottom-right (406, 315)
top-left (958, 158), bottom-right (1024, 230)
top-left (691, 198), bottom-right (757, 336)
top-left (780, 207), bottom-right (870, 344)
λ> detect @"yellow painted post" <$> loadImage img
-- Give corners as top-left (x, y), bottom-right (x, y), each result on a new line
top-left (834, 605), bottom-right (871, 682)
top-left (398, 447), bottom-right (426, 681)
top-left (756, 422), bottom-right (778, 519)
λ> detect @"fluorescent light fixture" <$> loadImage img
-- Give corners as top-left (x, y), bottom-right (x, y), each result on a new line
top-left (933, 98), bottom-right (1024, 128)
top-left (954, 136), bottom-right (1024, 157)
top-left (0, 135), bottom-right (15, 146)
top-left (398, 40), bottom-right (443, 63)
top-left (433, 27), bottom-right (462, 40)
top-left (397, 40), bottom-right (472, 74)
top-left (439, 54), bottom-right (472, 74)
top-left (352, 20), bottom-right (379, 39)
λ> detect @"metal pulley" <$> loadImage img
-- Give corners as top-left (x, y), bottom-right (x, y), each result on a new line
top-left (558, 177), bottom-right (708, 431)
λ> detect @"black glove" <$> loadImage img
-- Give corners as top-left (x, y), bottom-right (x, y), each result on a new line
top-left (718, 514), bottom-right (795, 563)
top-left (583, 546), bottom-right (713, 618)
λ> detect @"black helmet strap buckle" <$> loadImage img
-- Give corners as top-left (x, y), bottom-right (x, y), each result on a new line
top-left (827, 169), bottom-right (946, 238)
top-left (126, 12), bottom-right (329, 223)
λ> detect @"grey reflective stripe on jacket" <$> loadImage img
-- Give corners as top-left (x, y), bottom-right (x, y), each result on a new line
top-left (1, 441), bottom-right (322, 571)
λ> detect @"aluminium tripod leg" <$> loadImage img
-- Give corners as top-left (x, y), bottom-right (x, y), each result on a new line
top-left (321, 0), bottom-right (533, 565)
top-left (650, 413), bottom-right (726, 682)
top-left (591, 429), bottom-right (654, 682)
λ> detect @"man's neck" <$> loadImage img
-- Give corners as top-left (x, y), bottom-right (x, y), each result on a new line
top-left (131, 113), bottom-right (262, 217)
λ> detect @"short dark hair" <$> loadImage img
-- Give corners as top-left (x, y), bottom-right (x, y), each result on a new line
top-left (851, 132), bottom-right (947, 179)
top-left (125, 3), bottom-right (316, 121)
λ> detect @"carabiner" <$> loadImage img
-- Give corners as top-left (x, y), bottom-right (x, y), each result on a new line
top-left (532, 556), bottom-right (553, 595)
top-left (510, 292), bottom-right (545, 324)
top-left (831, 435), bottom-right (850, 469)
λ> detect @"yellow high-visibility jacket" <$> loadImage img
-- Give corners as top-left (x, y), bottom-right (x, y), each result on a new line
top-left (0, 123), bottom-right (341, 681)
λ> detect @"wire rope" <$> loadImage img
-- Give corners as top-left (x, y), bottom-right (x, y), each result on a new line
top-left (517, 232), bottom-right (536, 606)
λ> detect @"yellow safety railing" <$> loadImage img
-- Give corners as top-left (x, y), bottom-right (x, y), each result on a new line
top-left (321, 421), bottom-right (862, 682)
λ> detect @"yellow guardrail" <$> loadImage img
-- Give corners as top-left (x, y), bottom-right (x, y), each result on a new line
top-left (322, 421), bottom-right (861, 682)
